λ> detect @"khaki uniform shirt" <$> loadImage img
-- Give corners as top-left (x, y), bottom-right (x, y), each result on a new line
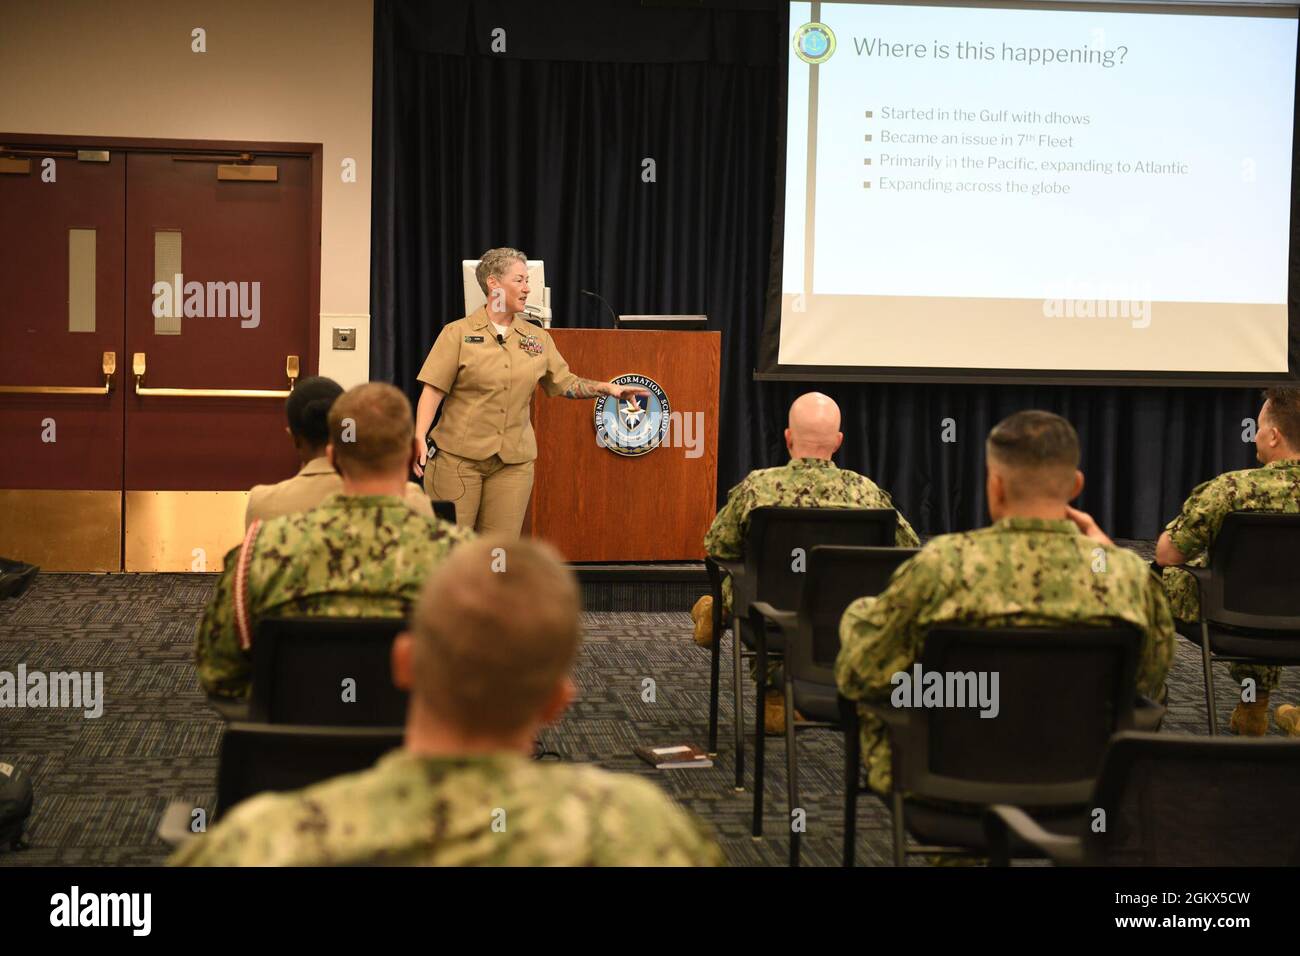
top-left (245, 457), bottom-right (432, 529)
top-left (417, 307), bottom-right (579, 464)
top-left (169, 750), bottom-right (725, 867)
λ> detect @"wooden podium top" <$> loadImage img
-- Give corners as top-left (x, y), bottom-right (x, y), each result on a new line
top-left (527, 328), bottom-right (720, 561)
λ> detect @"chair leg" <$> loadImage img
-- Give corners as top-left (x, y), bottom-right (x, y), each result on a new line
top-left (1201, 621), bottom-right (1218, 736)
top-left (732, 615), bottom-right (745, 792)
top-left (707, 609), bottom-right (721, 754)
top-left (752, 637), bottom-right (766, 838)
top-left (843, 723), bottom-right (860, 868)
top-left (892, 789), bottom-right (906, 867)
top-left (785, 676), bottom-right (799, 867)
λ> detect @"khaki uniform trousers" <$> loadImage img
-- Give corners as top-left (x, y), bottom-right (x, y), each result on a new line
top-left (424, 448), bottom-right (534, 538)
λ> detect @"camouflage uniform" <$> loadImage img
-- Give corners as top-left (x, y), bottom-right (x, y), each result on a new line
top-left (196, 494), bottom-right (474, 698)
top-left (168, 750), bottom-right (725, 866)
top-left (704, 457), bottom-right (920, 614)
top-left (836, 517), bottom-right (1175, 796)
top-left (704, 457), bottom-right (920, 687)
top-left (1161, 458), bottom-right (1300, 694)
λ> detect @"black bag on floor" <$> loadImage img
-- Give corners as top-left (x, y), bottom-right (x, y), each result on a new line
top-left (0, 761), bottom-right (33, 851)
top-left (0, 558), bottom-right (39, 599)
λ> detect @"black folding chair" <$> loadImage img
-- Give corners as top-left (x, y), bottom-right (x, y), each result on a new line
top-left (703, 506), bottom-right (898, 830)
top-left (215, 723), bottom-right (403, 820)
top-left (986, 732), bottom-right (1300, 865)
top-left (249, 616), bottom-right (408, 726)
top-left (858, 624), bottom-right (1153, 865)
top-left (1171, 512), bottom-right (1300, 734)
top-left (751, 545), bottom-right (918, 865)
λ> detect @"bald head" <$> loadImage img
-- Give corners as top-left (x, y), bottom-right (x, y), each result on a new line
top-left (786, 392), bottom-right (843, 459)
top-left (405, 538), bottom-right (581, 737)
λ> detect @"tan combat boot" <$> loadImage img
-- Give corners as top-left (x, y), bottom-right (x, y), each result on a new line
top-left (690, 595), bottom-right (715, 647)
top-left (1228, 695), bottom-right (1270, 736)
top-left (764, 688), bottom-right (786, 735)
top-left (1275, 703), bottom-right (1300, 737)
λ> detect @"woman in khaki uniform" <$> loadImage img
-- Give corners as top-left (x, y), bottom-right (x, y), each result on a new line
top-left (412, 248), bottom-right (645, 537)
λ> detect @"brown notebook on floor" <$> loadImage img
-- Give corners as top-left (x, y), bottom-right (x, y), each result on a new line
top-left (635, 743), bottom-right (713, 769)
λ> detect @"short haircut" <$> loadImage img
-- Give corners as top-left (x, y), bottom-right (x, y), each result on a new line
top-left (285, 376), bottom-right (342, 446)
top-left (1262, 386), bottom-right (1300, 450)
top-left (327, 382), bottom-right (414, 476)
top-left (475, 247), bottom-right (527, 296)
top-left (408, 538), bottom-right (581, 736)
top-left (986, 410), bottom-right (1081, 499)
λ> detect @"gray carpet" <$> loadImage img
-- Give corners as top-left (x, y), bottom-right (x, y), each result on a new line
top-left (0, 564), bottom-right (1294, 867)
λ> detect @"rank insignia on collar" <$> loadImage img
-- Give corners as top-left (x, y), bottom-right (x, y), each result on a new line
top-left (519, 334), bottom-right (543, 355)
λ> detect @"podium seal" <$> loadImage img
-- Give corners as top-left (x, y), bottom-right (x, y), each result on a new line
top-left (594, 374), bottom-right (670, 457)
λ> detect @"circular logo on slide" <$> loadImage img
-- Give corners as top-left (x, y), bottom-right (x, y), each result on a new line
top-left (794, 22), bottom-right (836, 64)
top-left (594, 374), bottom-right (670, 458)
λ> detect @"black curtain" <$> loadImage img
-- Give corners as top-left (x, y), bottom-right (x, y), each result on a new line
top-left (372, 0), bottom-right (1261, 540)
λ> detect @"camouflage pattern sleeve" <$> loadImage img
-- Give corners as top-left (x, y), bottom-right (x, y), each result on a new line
top-left (194, 542), bottom-right (251, 699)
top-left (890, 498), bottom-right (921, 548)
top-left (1137, 569), bottom-right (1177, 699)
top-left (1164, 476), bottom-right (1229, 560)
top-left (703, 476), bottom-right (755, 560)
top-left (166, 791), bottom-right (299, 866)
top-left (835, 551), bottom-right (940, 703)
top-left (589, 776), bottom-right (727, 866)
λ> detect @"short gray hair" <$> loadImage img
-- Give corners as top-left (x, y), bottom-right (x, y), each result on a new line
top-left (475, 247), bottom-right (528, 296)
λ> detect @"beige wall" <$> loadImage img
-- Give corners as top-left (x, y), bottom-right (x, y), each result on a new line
top-left (0, 0), bottom-right (374, 386)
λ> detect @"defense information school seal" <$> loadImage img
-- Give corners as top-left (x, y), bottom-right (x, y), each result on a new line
top-left (594, 374), bottom-right (670, 457)
top-left (793, 22), bottom-right (836, 65)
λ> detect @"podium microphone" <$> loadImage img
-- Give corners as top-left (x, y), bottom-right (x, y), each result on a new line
top-left (580, 289), bottom-right (619, 327)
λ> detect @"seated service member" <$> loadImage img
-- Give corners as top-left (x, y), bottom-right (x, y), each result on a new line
top-left (837, 410), bottom-right (1175, 796)
top-left (699, 392), bottom-right (920, 733)
top-left (196, 383), bottom-right (474, 699)
top-left (245, 375), bottom-right (432, 528)
top-left (1156, 386), bottom-right (1300, 736)
top-left (172, 538), bottom-right (726, 867)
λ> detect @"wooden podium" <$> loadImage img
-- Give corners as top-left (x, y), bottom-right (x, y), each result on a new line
top-left (526, 329), bottom-right (720, 561)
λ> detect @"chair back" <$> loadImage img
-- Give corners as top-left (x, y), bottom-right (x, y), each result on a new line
top-left (1203, 512), bottom-right (1300, 631)
top-left (216, 723), bottom-right (402, 819)
top-left (1085, 732), bottom-right (1300, 865)
top-left (787, 546), bottom-right (920, 686)
top-left (250, 616), bottom-right (408, 726)
top-left (741, 507), bottom-right (897, 612)
top-left (897, 625), bottom-right (1142, 808)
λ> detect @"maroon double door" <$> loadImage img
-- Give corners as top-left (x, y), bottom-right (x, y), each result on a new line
top-left (0, 136), bottom-right (319, 570)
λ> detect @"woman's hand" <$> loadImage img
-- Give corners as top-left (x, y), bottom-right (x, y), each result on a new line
top-left (605, 383), bottom-right (652, 400)
top-left (413, 440), bottom-right (429, 479)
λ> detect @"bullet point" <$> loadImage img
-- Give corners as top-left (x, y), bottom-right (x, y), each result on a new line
top-left (865, 110), bottom-right (873, 118)
top-left (864, 158), bottom-right (872, 165)
top-left (863, 181), bottom-right (872, 188)
top-left (864, 134), bottom-right (873, 142)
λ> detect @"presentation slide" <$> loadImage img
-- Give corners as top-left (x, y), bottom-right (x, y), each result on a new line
top-left (777, 0), bottom-right (1298, 376)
